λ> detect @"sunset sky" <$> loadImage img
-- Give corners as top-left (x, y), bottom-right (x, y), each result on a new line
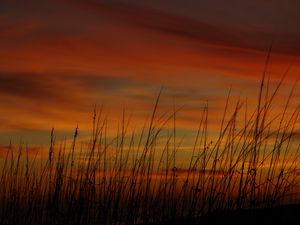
top-left (0, 0), bottom-right (300, 148)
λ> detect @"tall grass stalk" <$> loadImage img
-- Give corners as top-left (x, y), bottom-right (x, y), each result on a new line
top-left (0, 74), bottom-right (299, 225)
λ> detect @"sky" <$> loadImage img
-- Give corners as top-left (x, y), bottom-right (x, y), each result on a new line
top-left (0, 0), bottom-right (300, 148)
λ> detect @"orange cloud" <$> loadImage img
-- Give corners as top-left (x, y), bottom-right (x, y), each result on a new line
top-left (0, 0), bottom-right (299, 147)
top-left (0, 145), bottom-right (46, 159)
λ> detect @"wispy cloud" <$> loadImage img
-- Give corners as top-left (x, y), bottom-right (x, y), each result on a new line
top-left (0, 0), bottom-right (299, 145)
top-left (0, 144), bottom-right (46, 159)
top-left (64, 0), bottom-right (300, 54)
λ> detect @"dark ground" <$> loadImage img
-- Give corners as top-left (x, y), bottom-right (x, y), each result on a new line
top-left (143, 204), bottom-right (300, 225)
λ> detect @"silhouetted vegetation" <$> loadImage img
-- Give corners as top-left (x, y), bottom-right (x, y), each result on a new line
top-left (0, 67), bottom-right (299, 225)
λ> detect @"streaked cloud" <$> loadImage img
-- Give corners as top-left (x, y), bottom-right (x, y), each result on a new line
top-left (0, 144), bottom-right (46, 159)
top-left (0, 0), bottom-right (299, 146)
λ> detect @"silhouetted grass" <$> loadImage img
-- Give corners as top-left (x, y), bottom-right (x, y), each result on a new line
top-left (0, 70), bottom-right (299, 225)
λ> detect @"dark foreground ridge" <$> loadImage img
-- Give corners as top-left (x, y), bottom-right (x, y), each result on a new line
top-left (142, 204), bottom-right (300, 225)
